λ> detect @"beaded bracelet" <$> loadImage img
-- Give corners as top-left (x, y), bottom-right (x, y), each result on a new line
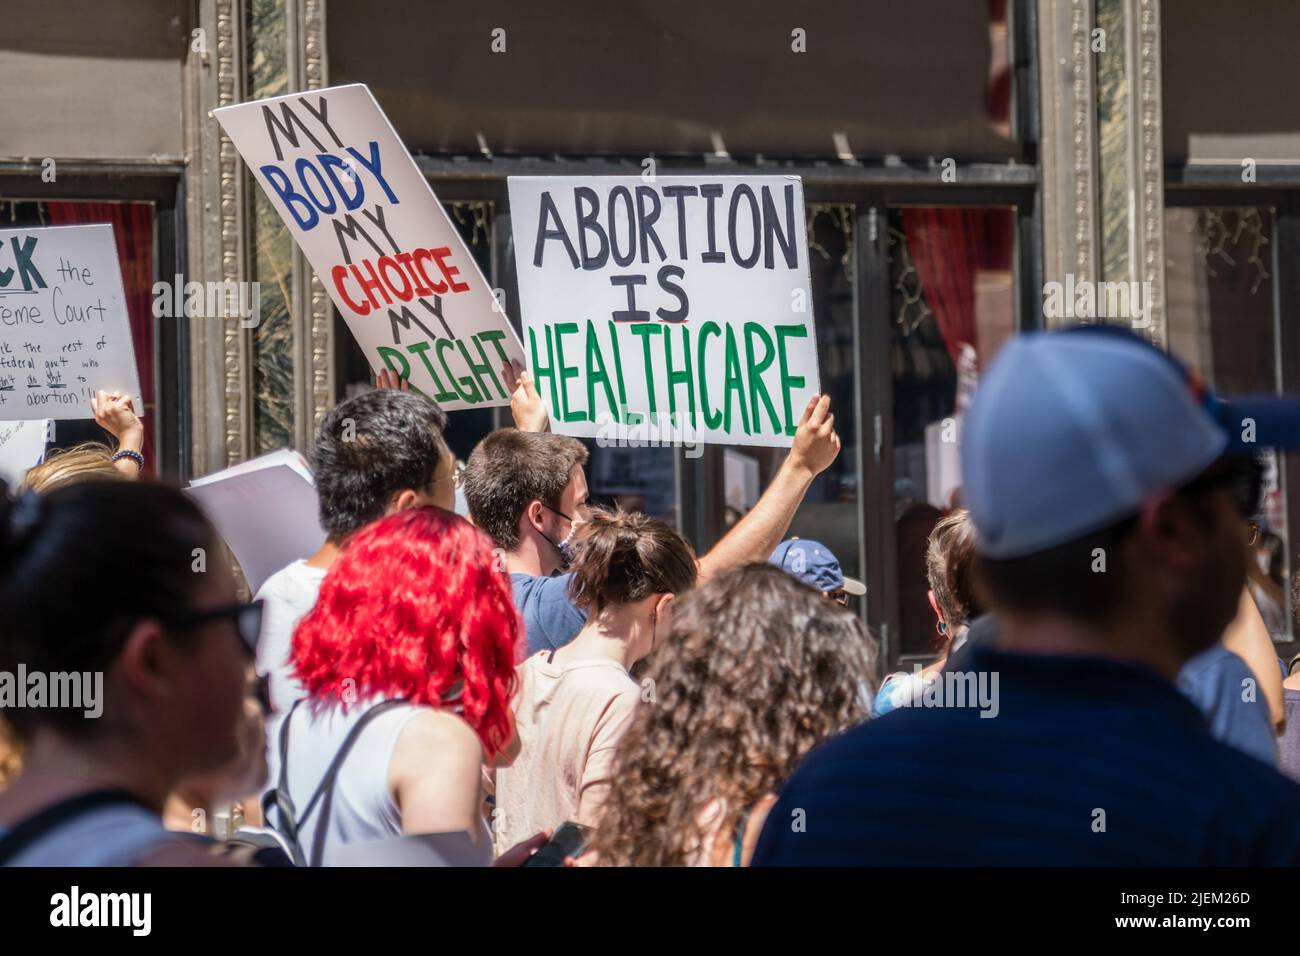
top-left (112, 449), bottom-right (145, 470)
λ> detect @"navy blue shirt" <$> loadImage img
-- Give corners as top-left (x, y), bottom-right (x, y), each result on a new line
top-left (753, 647), bottom-right (1300, 866)
top-left (510, 572), bottom-right (587, 655)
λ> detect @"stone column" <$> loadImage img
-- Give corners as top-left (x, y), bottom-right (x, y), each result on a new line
top-left (184, 0), bottom-right (254, 476)
top-left (1038, 0), bottom-right (1101, 317)
top-left (184, 0), bottom-right (333, 476)
top-left (1039, 0), bottom-right (1166, 343)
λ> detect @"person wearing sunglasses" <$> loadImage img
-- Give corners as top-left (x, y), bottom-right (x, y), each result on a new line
top-left (162, 603), bottom-right (279, 848)
top-left (755, 326), bottom-right (1300, 867)
top-left (0, 480), bottom-right (254, 866)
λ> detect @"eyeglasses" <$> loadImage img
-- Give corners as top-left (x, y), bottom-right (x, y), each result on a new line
top-left (540, 501), bottom-right (576, 524)
top-left (168, 600), bottom-right (265, 657)
top-left (1247, 521), bottom-right (1261, 547)
top-left (828, 590), bottom-right (850, 607)
top-left (431, 459), bottom-right (465, 490)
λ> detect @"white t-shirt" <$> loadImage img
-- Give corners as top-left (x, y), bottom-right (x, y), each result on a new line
top-left (255, 559), bottom-right (328, 713)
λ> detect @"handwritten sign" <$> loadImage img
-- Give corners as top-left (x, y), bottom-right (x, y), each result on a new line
top-left (0, 224), bottom-right (143, 422)
top-left (213, 84), bottom-right (524, 410)
top-left (507, 175), bottom-right (821, 448)
top-left (0, 419), bottom-right (50, 488)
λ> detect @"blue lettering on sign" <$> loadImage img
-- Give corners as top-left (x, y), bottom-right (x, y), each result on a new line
top-left (259, 140), bottom-right (399, 231)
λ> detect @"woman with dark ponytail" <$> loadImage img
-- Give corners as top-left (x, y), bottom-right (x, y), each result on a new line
top-left (0, 481), bottom-right (256, 866)
top-left (492, 507), bottom-right (697, 855)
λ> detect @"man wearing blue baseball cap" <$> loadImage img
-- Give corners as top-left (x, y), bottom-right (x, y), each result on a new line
top-left (755, 325), bottom-right (1300, 866)
top-left (769, 538), bottom-right (867, 605)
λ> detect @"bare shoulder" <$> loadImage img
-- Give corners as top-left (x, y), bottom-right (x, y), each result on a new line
top-left (391, 709), bottom-right (484, 779)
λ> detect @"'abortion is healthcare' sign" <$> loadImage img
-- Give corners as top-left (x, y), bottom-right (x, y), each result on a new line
top-left (508, 176), bottom-right (821, 448)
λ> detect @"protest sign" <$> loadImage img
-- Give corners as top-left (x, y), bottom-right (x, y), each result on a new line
top-left (507, 175), bottom-right (820, 448)
top-left (213, 84), bottom-right (524, 410)
top-left (0, 419), bottom-right (50, 487)
top-left (0, 224), bottom-right (143, 422)
top-left (186, 449), bottom-right (325, 594)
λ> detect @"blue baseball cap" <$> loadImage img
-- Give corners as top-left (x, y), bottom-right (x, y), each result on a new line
top-left (769, 538), bottom-right (867, 595)
top-left (961, 325), bottom-right (1300, 560)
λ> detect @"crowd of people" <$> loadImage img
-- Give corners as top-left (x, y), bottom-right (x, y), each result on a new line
top-left (5, 326), bottom-right (1300, 867)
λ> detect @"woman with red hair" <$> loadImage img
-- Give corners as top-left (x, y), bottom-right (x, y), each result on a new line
top-left (265, 506), bottom-right (522, 866)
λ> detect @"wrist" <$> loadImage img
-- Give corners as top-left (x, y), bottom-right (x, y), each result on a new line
top-left (111, 448), bottom-right (145, 471)
top-left (118, 425), bottom-right (144, 452)
top-left (780, 454), bottom-right (818, 484)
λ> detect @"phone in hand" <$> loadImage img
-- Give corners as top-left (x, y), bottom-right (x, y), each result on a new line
top-left (521, 821), bottom-right (590, 867)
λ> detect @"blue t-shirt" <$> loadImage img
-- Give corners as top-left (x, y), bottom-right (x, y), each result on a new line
top-left (753, 646), bottom-right (1300, 866)
top-left (1177, 643), bottom-right (1277, 766)
top-left (510, 572), bottom-right (588, 656)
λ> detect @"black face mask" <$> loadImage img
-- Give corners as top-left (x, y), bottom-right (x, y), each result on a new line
top-left (538, 502), bottom-right (578, 570)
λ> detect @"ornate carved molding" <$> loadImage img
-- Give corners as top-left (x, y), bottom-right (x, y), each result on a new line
top-left (1038, 0), bottom-right (1101, 322)
top-left (303, 0), bottom-right (333, 437)
top-left (1069, 0), bottom-right (1098, 285)
top-left (185, 0), bottom-right (250, 477)
top-left (284, 0), bottom-right (333, 451)
top-left (217, 0), bottom-right (250, 466)
top-left (1131, 0), bottom-right (1166, 345)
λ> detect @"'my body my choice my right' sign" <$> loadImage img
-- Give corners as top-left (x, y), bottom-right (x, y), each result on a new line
top-left (508, 176), bottom-right (821, 448)
top-left (214, 84), bottom-right (523, 410)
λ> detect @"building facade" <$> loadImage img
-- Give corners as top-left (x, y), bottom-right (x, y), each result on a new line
top-left (1, 0), bottom-right (1294, 668)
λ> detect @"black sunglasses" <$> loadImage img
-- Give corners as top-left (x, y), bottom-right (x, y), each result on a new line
top-left (168, 600), bottom-right (265, 658)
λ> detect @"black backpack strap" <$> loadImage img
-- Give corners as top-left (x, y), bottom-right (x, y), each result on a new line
top-left (269, 698), bottom-right (409, 867)
top-left (0, 789), bottom-right (153, 865)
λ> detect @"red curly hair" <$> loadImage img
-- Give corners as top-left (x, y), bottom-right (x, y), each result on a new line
top-left (291, 507), bottom-right (520, 757)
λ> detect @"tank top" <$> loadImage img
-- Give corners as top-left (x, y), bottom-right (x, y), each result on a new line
top-left (267, 694), bottom-right (424, 866)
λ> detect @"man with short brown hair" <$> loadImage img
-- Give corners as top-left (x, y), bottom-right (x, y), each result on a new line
top-left (465, 367), bottom-right (843, 654)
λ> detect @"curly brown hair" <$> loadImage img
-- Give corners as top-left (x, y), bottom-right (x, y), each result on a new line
top-left (588, 563), bottom-right (877, 866)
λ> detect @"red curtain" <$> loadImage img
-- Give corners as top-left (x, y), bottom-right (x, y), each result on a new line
top-left (899, 208), bottom-right (1013, 367)
top-left (46, 202), bottom-right (156, 474)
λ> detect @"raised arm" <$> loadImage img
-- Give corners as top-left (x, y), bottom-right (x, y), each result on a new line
top-left (91, 390), bottom-right (145, 479)
top-left (697, 394), bottom-right (840, 581)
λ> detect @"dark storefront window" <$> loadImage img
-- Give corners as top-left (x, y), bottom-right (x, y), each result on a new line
top-left (888, 206), bottom-right (1017, 659)
top-left (715, 205), bottom-right (859, 575)
top-left (1165, 205), bottom-right (1291, 643)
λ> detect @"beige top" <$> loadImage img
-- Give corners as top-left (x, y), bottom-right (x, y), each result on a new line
top-left (493, 651), bottom-right (640, 855)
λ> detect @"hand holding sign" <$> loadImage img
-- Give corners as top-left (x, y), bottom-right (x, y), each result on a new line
top-left (90, 390), bottom-right (143, 446)
top-left (788, 394), bottom-right (840, 478)
top-left (503, 360), bottom-right (550, 433)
